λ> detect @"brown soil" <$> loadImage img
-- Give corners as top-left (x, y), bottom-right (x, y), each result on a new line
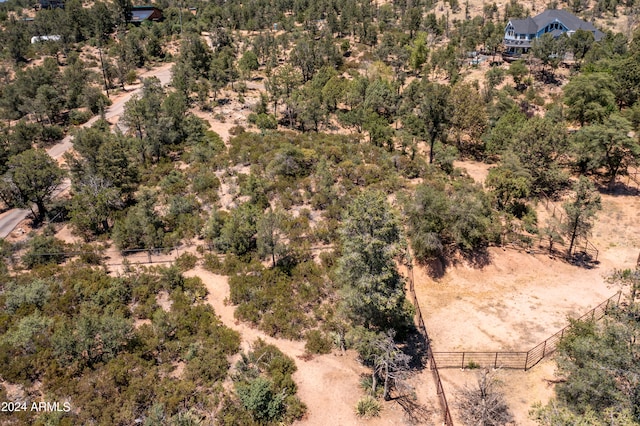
top-left (454, 159), bottom-right (493, 186)
top-left (55, 224), bottom-right (82, 245)
top-left (440, 358), bottom-right (557, 425)
top-left (413, 157), bottom-right (640, 424)
top-left (185, 266), bottom-right (437, 425)
top-left (156, 291), bottom-right (172, 311)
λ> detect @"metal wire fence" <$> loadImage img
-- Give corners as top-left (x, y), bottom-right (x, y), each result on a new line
top-left (502, 231), bottom-right (599, 263)
top-left (431, 291), bottom-right (622, 371)
top-left (406, 263), bottom-right (454, 426)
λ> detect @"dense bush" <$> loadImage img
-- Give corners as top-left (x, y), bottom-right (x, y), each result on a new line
top-left (305, 330), bottom-right (333, 354)
top-left (0, 265), bottom-right (240, 424)
top-left (21, 234), bottom-right (68, 269)
top-left (405, 176), bottom-right (500, 261)
top-left (68, 109), bottom-right (93, 125)
top-left (229, 261), bottom-right (328, 339)
top-left (174, 252), bottom-right (198, 271)
top-left (219, 339), bottom-right (306, 425)
top-left (111, 192), bottom-right (165, 251)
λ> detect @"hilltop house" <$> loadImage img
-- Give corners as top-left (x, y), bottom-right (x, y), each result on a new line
top-left (504, 9), bottom-right (604, 55)
top-left (131, 6), bottom-right (163, 23)
top-left (37, 0), bottom-right (64, 9)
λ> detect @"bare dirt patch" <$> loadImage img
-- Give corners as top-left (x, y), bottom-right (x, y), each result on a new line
top-left (454, 159), bottom-right (494, 187)
top-left (168, 362), bottom-right (185, 379)
top-left (186, 266), bottom-right (437, 425)
top-left (440, 358), bottom-right (557, 425)
top-left (156, 291), bottom-right (172, 312)
top-left (413, 191), bottom-right (640, 423)
top-left (134, 318), bottom-right (152, 328)
top-left (55, 224), bottom-right (82, 245)
top-left (414, 248), bottom-right (615, 351)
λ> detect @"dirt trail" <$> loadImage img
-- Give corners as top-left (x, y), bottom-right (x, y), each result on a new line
top-left (52, 226), bottom-right (438, 424)
top-left (184, 266), bottom-right (421, 425)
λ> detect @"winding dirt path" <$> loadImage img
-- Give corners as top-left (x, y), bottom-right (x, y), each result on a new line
top-left (184, 266), bottom-right (420, 425)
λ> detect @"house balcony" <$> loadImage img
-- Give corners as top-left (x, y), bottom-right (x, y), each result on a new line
top-left (503, 38), bottom-right (532, 49)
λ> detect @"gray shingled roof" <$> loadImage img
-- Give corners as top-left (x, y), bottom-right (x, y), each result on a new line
top-left (508, 9), bottom-right (605, 41)
top-left (510, 17), bottom-right (538, 34)
top-left (549, 29), bottom-right (565, 38)
top-left (534, 9), bottom-right (591, 31)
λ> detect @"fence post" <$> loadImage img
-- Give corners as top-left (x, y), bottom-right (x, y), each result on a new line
top-left (542, 340), bottom-right (547, 358)
top-left (605, 299), bottom-right (610, 314)
top-left (461, 352), bottom-right (465, 369)
top-left (524, 351), bottom-right (529, 370)
top-left (494, 352), bottom-right (499, 369)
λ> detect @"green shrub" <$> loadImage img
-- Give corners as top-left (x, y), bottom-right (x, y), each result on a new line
top-left (111, 193), bottom-right (165, 251)
top-left (221, 254), bottom-right (249, 275)
top-left (4, 279), bottom-right (51, 313)
top-left (232, 339), bottom-right (306, 423)
top-left (319, 250), bottom-right (337, 268)
top-left (76, 243), bottom-right (104, 265)
top-left (69, 109), bottom-right (93, 125)
top-left (466, 361), bottom-right (481, 369)
top-left (215, 395), bottom-right (259, 426)
top-left (229, 262), bottom-right (326, 339)
top-left (236, 377), bottom-right (285, 423)
top-left (185, 342), bottom-right (230, 385)
top-left (175, 253), bottom-right (198, 271)
top-left (305, 330), bottom-right (332, 354)
top-left (37, 125), bottom-right (64, 146)
top-left (216, 203), bottom-right (259, 256)
top-left (283, 395), bottom-right (308, 424)
top-left (229, 125), bottom-right (245, 136)
top-left (22, 235), bottom-right (67, 269)
top-left (355, 396), bottom-right (381, 418)
top-left (261, 306), bottom-right (307, 340)
top-left (190, 169), bottom-right (220, 194)
top-left (203, 253), bottom-right (223, 273)
top-left (160, 170), bottom-right (188, 195)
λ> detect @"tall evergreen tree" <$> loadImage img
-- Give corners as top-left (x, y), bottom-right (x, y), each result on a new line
top-left (563, 176), bottom-right (601, 257)
top-left (336, 190), bottom-right (409, 330)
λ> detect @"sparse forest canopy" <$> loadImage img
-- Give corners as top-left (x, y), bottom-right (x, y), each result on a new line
top-left (531, 274), bottom-right (640, 424)
top-left (1, 0), bottom-right (640, 422)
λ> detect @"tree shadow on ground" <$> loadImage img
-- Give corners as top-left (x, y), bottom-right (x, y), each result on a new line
top-left (461, 246), bottom-right (492, 269)
top-left (403, 328), bottom-right (429, 370)
top-left (418, 247), bottom-right (493, 280)
top-left (597, 180), bottom-right (640, 197)
top-left (568, 251), bottom-right (599, 269)
top-left (535, 69), bottom-right (562, 86)
top-left (418, 257), bottom-right (447, 279)
top-left (394, 394), bottom-right (435, 426)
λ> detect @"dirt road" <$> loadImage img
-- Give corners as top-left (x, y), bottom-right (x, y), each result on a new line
top-left (0, 63), bottom-right (173, 239)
